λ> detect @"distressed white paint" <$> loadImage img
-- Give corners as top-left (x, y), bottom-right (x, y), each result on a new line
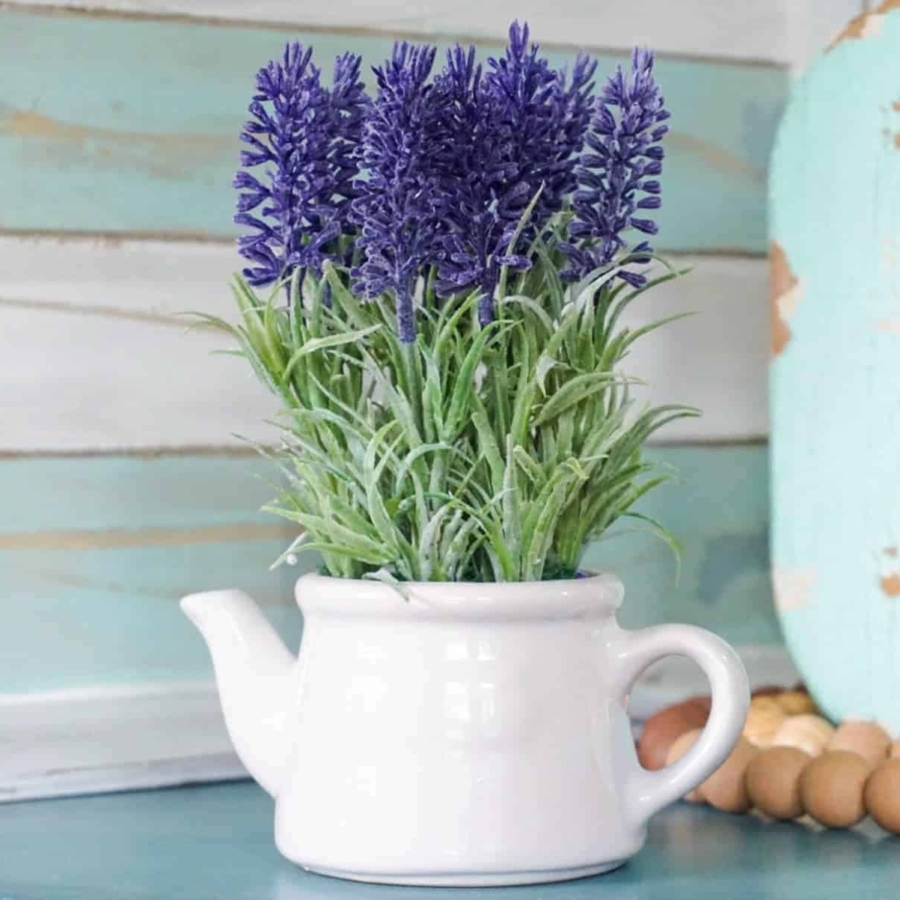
top-left (0, 645), bottom-right (795, 803)
top-left (9, 0), bottom-right (790, 63)
top-left (785, 0), bottom-right (865, 74)
top-left (0, 236), bottom-right (768, 450)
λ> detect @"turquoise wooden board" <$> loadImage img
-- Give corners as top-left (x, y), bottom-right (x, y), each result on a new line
top-left (0, 9), bottom-right (786, 251)
top-left (0, 446), bottom-right (778, 694)
top-left (1, 781), bottom-right (898, 899)
top-left (769, 4), bottom-right (900, 731)
top-left (585, 444), bottom-right (778, 644)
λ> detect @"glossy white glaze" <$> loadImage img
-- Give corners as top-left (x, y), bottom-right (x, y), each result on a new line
top-left (182, 573), bottom-right (748, 886)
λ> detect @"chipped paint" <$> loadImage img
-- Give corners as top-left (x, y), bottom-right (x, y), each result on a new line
top-left (880, 573), bottom-right (900, 597)
top-left (0, 106), bottom-right (231, 180)
top-left (772, 567), bottom-right (815, 613)
top-left (770, 240), bottom-right (802, 358)
top-left (885, 546), bottom-right (898, 558)
top-left (827, 12), bottom-right (886, 51)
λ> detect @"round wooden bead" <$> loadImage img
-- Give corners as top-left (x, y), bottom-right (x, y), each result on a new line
top-left (828, 720), bottom-right (891, 770)
top-left (890, 738), bottom-right (900, 759)
top-left (799, 751), bottom-right (869, 828)
top-left (770, 714), bottom-right (834, 757)
top-left (744, 746), bottom-right (810, 820)
top-left (665, 728), bottom-right (704, 802)
top-left (864, 758), bottom-right (900, 834)
top-left (752, 684), bottom-right (786, 698)
top-left (700, 737), bottom-right (757, 813)
top-left (775, 690), bottom-right (817, 716)
top-left (638, 701), bottom-right (710, 771)
top-left (743, 696), bottom-right (787, 747)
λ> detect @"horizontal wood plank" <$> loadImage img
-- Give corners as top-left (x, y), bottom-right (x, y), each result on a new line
top-left (0, 8), bottom-right (786, 252)
top-left (0, 453), bottom-right (306, 693)
top-left (3, 0), bottom-right (791, 64)
top-left (0, 445), bottom-right (777, 694)
top-left (0, 236), bottom-right (768, 450)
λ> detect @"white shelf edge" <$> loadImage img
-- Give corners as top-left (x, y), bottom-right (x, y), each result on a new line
top-left (0, 645), bottom-right (796, 803)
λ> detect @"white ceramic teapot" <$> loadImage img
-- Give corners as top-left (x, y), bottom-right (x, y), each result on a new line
top-left (182, 572), bottom-right (748, 886)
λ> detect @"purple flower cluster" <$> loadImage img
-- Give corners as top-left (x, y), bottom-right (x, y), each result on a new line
top-left (232, 27), bottom-right (670, 338)
top-left (562, 48), bottom-right (669, 287)
top-left (349, 44), bottom-right (446, 342)
top-left (432, 26), bottom-right (596, 325)
top-left (234, 43), bottom-right (366, 287)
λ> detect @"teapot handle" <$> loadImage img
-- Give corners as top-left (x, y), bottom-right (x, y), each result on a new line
top-left (613, 624), bottom-right (750, 829)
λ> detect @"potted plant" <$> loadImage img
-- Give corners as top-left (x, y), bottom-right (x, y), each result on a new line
top-left (183, 23), bottom-right (749, 886)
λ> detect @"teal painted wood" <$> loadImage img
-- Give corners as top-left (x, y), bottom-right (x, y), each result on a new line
top-left (0, 9), bottom-right (785, 252)
top-left (585, 444), bottom-right (779, 645)
top-left (769, 4), bottom-right (900, 731)
top-left (0, 454), bottom-right (307, 694)
top-left (0, 445), bottom-right (778, 694)
top-left (1, 781), bottom-right (898, 899)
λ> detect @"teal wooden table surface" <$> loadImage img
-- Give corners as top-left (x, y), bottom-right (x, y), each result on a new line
top-left (0, 781), bottom-right (897, 900)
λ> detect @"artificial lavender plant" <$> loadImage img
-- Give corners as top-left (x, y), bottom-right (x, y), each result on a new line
top-left (202, 24), bottom-right (696, 582)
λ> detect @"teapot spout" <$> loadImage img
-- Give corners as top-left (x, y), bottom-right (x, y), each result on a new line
top-left (181, 589), bottom-right (295, 797)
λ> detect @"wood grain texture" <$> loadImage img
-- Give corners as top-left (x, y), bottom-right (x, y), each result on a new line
top-left (0, 453), bottom-right (307, 693)
top-left (2, 782), bottom-right (898, 900)
top-left (0, 445), bottom-right (777, 694)
top-left (585, 444), bottom-right (778, 646)
top-left (3, 0), bottom-right (792, 63)
top-left (0, 8), bottom-right (786, 251)
top-left (0, 237), bottom-right (769, 450)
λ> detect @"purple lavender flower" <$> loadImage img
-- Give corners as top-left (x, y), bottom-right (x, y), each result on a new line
top-left (435, 23), bottom-right (595, 325)
top-left (562, 47), bottom-right (669, 288)
top-left (234, 43), bottom-right (366, 287)
top-left (350, 42), bottom-right (446, 343)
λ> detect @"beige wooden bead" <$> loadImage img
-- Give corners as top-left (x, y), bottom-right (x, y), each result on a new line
top-left (775, 690), bottom-right (817, 716)
top-left (743, 696), bottom-right (787, 747)
top-left (799, 751), bottom-right (868, 828)
top-left (828, 720), bottom-right (891, 769)
top-left (890, 738), bottom-right (900, 759)
top-left (770, 714), bottom-right (834, 757)
top-left (701, 737), bottom-right (757, 813)
top-left (864, 758), bottom-right (900, 834)
top-left (665, 728), bottom-right (704, 802)
top-left (744, 746), bottom-right (810, 820)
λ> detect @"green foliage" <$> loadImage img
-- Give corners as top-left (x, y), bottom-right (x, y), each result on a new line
top-left (198, 232), bottom-right (698, 582)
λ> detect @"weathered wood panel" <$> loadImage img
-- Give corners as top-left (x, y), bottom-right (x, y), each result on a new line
top-left (6, 0), bottom-right (792, 63)
top-left (0, 8), bottom-right (786, 252)
top-left (0, 237), bottom-right (769, 450)
top-left (0, 453), bottom-right (306, 694)
top-left (0, 445), bottom-right (777, 694)
top-left (585, 443), bottom-right (778, 645)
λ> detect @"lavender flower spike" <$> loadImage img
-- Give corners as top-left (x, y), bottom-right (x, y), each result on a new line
top-left (437, 21), bottom-right (595, 325)
top-left (562, 47), bottom-right (670, 287)
top-left (234, 43), bottom-right (366, 288)
top-left (351, 42), bottom-right (446, 343)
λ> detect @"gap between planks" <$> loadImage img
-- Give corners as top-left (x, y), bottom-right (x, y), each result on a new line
top-left (0, 1), bottom-right (790, 70)
top-left (0, 228), bottom-right (769, 260)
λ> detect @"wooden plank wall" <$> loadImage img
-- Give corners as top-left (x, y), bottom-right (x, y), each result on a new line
top-left (0, 0), bottom-right (861, 693)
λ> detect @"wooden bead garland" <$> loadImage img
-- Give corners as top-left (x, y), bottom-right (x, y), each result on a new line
top-left (638, 685), bottom-right (900, 833)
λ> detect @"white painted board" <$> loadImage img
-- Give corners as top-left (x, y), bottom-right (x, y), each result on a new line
top-left (0, 236), bottom-right (768, 450)
top-left (9, 0), bottom-right (790, 64)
